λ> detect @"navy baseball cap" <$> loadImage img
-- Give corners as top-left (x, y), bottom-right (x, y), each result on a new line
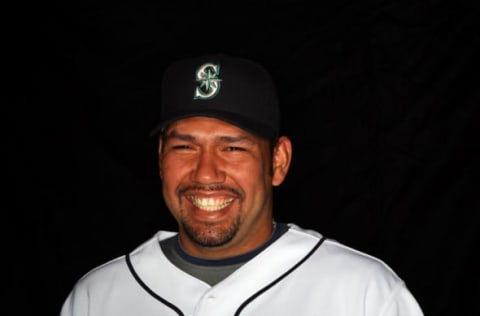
top-left (150, 54), bottom-right (280, 139)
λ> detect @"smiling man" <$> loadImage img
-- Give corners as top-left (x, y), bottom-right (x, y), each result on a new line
top-left (159, 116), bottom-right (290, 259)
top-left (60, 54), bottom-right (424, 316)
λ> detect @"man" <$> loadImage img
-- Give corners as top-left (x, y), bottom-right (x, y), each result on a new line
top-left (60, 54), bottom-right (424, 315)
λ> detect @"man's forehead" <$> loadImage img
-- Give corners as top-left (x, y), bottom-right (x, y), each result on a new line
top-left (162, 117), bottom-right (264, 144)
top-left (164, 116), bottom-right (253, 135)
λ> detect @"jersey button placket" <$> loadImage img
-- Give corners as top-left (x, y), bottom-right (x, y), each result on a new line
top-left (195, 291), bottom-right (222, 316)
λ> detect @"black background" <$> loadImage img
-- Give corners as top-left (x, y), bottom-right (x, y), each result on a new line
top-left (6, 1), bottom-right (480, 315)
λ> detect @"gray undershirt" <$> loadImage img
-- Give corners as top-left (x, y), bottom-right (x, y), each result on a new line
top-left (160, 222), bottom-right (288, 286)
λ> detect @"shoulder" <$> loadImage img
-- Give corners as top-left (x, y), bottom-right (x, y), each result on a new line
top-left (286, 223), bottom-right (402, 284)
top-left (282, 224), bottom-right (423, 315)
top-left (72, 231), bottom-right (177, 289)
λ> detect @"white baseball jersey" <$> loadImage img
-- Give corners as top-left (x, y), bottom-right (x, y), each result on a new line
top-left (60, 223), bottom-right (423, 316)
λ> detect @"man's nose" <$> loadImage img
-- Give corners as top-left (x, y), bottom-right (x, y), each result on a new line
top-left (190, 150), bottom-right (226, 184)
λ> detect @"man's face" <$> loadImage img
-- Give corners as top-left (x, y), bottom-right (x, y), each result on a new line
top-left (158, 116), bottom-right (290, 259)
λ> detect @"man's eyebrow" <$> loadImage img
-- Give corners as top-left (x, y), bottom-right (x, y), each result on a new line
top-left (163, 131), bottom-right (196, 142)
top-left (217, 135), bottom-right (255, 144)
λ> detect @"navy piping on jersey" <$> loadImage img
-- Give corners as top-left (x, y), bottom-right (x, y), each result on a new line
top-left (125, 235), bottom-right (326, 316)
top-left (125, 254), bottom-right (184, 316)
top-left (234, 236), bottom-right (327, 316)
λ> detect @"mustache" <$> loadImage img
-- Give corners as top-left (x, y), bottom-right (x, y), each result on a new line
top-left (177, 184), bottom-right (242, 197)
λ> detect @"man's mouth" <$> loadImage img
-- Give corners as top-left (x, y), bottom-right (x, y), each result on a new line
top-left (187, 196), bottom-right (234, 212)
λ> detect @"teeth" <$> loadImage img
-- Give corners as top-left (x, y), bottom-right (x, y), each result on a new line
top-left (190, 196), bottom-right (234, 211)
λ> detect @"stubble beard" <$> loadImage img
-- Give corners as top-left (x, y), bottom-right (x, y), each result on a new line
top-left (176, 184), bottom-right (243, 247)
top-left (181, 216), bottom-right (241, 248)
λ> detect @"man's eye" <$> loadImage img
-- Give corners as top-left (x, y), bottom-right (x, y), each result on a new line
top-left (172, 145), bottom-right (191, 150)
top-left (226, 146), bottom-right (246, 152)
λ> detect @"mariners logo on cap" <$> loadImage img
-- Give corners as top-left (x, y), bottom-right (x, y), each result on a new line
top-left (194, 62), bottom-right (222, 100)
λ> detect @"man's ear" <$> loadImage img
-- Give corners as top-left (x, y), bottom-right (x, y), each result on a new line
top-left (272, 136), bottom-right (292, 186)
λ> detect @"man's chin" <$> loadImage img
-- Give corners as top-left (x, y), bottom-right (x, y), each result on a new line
top-left (182, 221), bottom-right (239, 248)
